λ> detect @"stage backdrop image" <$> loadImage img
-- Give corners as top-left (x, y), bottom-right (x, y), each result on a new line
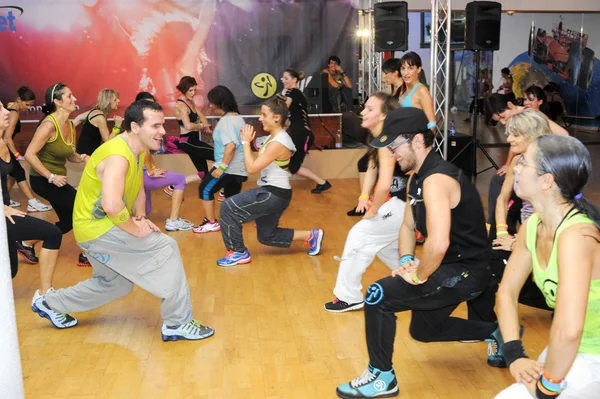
top-left (0, 0), bottom-right (358, 118)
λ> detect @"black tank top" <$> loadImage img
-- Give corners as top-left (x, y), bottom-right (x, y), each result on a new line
top-left (77, 109), bottom-right (104, 155)
top-left (408, 150), bottom-right (488, 266)
top-left (286, 88), bottom-right (312, 137)
top-left (0, 152), bottom-right (15, 206)
top-left (7, 109), bottom-right (20, 136)
top-left (177, 99), bottom-right (199, 128)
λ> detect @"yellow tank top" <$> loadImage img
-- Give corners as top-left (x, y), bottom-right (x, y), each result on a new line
top-left (30, 114), bottom-right (75, 176)
top-left (73, 136), bottom-right (145, 242)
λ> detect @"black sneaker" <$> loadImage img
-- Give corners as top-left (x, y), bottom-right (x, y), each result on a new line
top-left (311, 180), bottom-right (332, 194)
top-left (77, 253), bottom-right (92, 267)
top-left (324, 298), bottom-right (364, 313)
top-left (16, 241), bottom-right (39, 264)
top-left (347, 207), bottom-right (365, 217)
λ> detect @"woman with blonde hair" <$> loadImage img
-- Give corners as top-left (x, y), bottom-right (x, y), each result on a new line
top-left (76, 88), bottom-right (122, 156)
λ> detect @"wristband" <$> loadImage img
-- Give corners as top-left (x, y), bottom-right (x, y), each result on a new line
top-left (542, 371), bottom-right (566, 388)
top-left (358, 194), bottom-right (370, 201)
top-left (412, 272), bottom-right (427, 285)
top-left (496, 230), bottom-right (509, 236)
top-left (536, 379), bottom-right (561, 398)
top-left (502, 340), bottom-right (528, 367)
top-left (14, 152), bottom-right (20, 158)
top-left (80, 154), bottom-right (89, 162)
top-left (48, 173), bottom-right (56, 184)
top-left (400, 254), bottom-right (414, 266)
top-left (108, 207), bottom-right (130, 226)
top-left (241, 141), bottom-right (250, 145)
top-left (427, 121), bottom-right (436, 129)
top-left (135, 214), bottom-right (147, 221)
top-left (496, 224), bottom-right (508, 229)
top-left (147, 169), bottom-right (155, 177)
top-left (219, 162), bottom-right (229, 171)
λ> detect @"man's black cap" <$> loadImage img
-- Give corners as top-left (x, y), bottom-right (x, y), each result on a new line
top-left (369, 107), bottom-right (429, 148)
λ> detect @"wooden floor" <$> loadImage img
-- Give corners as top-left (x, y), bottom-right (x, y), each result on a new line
top-left (10, 138), bottom-right (600, 399)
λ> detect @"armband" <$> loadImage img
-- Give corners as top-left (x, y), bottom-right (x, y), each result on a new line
top-left (502, 340), bottom-right (528, 367)
top-left (108, 207), bottom-right (130, 226)
top-left (399, 254), bottom-right (414, 266)
top-left (427, 121), bottom-right (436, 129)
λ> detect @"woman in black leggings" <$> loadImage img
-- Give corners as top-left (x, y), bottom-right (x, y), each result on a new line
top-left (1, 100), bottom-right (65, 303)
top-left (24, 83), bottom-right (90, 267)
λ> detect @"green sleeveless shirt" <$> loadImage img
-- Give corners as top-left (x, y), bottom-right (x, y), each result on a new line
top-left (30, 114), bottom-right (75, 176)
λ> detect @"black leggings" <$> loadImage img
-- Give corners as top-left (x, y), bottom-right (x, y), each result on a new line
top-left (9, 159), bottom-right (27, 183)
top-left (289, 131), bottom-right (314, 175)
top-left (199, 168), bottom-right (247, 201)
top-left (30, 175), bottom-right (77, 234)
top-left (6, 214), bottom-right (62, 277)
top-left (177, 131), bottom-right (214, 175)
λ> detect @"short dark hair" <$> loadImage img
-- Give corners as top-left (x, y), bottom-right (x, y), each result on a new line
top-left (176, 76), bottom-right (197, 94)
top-left (123, 100), bottom-right (163, 131)
top-left (524, 85), bottom-right (544, 101)
top-left (207, 85), bottom-right (239, 113)
top-left (17, 86), bottom-right (36, 102)
top-left (485, 93), bottom-right (513, 116)
top-left (501, 67), bottom-right (511, 75)
top-left (382, 58), bottom-right (401, 74)
top-left (404, 130), bottom-right (435, 148)
top-left (328, 55), bottom-right (341, 65)
top-left (135, 91), bottom-right (156, 102)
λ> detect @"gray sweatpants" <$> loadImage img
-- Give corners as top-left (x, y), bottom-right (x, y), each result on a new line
top-left (45, 227), bottom-right (193, 326)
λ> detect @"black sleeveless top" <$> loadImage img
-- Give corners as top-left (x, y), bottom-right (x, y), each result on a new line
top-left (77, 109), bottom-right (104, 155)
top-left (408, 150), bottom-right (488, 266)
top-left (177, 99), bottom-right (199, 128)
top-left (286, 88), bottom-right (312, 138)
top-left (0, 152), bottom-right (15, 206)
top-left (7, 109), bottom-right (20, 136)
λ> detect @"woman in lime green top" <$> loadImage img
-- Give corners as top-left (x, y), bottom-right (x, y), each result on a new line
top-left (25, 83), bottom-right (91, 267)
top-left (494, 135), bottom-right (600, 399)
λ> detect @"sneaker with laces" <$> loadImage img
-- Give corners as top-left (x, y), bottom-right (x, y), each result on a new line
top-left (32, 296), bottom-right (78, 329)
top-left (32, 287), bottom-right (55, 306)
top-left (486, 324), bottom-right (525, 368)
top-left (16, 241), bottom-right (39, 264)
top-left (336, 364), bottom-right (399, 398)
top-left (306, 229), bottom-right (324, 256)
top-left (216, 191), bottom-right (226, 202)
top-left (164, 185), bottom-right (174, 196)
top-left (27, 198), bottom-right (53, 212)
top-left (165, 217), bottom-right (195, 231)
top-left (192, 218), bottom-right (221, 233)
top-left (9, 199), bottom-right (20, 208)
top-left (325, 298), bottom-right (364, 313)
top-left (217, 249), bottom-right (251, 267)
top-left (78, 253), bottom-right (92, 267)
top-left (311, 180), bottom-right (332, 194)
top-left (161, 319), bottom-right (215, 341)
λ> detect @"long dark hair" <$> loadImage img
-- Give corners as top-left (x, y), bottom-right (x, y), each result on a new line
top-left (382, 58), bottom-right (405, 99)
top-left (534, 135), bottom-right (600, 230)
top-left (366, 92), bottom-right (401, 166)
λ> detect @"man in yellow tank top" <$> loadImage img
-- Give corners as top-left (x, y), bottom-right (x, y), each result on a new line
top-left (32, 100), bottom-right (214, 341)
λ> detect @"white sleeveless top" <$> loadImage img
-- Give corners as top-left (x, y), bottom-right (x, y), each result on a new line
top-left (257, 130), bottom-right (296, 190)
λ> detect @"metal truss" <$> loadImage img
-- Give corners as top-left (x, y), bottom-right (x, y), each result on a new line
top-left (358, 3), bottom-right (381, 104)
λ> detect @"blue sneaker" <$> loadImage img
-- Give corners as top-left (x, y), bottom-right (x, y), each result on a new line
top-left (306, 229), bottom-right (324, 256)
top-left (486, 324), bottom-right (525, 368)
top-left (217, 249), bottom-right (251, 267)
top-left (336, 364), bottom-right (399, 398)
top-left (32, 297), bottom-right (78, 329)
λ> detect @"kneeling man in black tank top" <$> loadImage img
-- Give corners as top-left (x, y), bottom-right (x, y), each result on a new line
top-left (336, 108), bottom-right (507, 399)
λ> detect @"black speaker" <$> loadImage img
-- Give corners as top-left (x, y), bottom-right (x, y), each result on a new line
top-left (465, 1), bottom-right (501, 51)
top-left (374, 1), bottom-right (408, 52)
top-left (446, 133), bottom-right (474, 179)
top-left (305, 72), bottom-right (331, 114)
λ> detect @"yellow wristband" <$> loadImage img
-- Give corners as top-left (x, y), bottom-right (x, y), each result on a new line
top-left (358, 194), bottom-right (369, 200)
top-left (108, 207), bottom-right (130, 226)
top-left (496, 230), bottom-right (509, 236)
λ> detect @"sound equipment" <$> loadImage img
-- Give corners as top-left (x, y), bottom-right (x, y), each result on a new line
top-left (446, 133), bottom-right (475, 179)
top-left (465, 1), bottom-right (502, 51)
top-left (374, 1), bottom-right (408, 52)
top-left (305, 72), bottom-right (331, 114)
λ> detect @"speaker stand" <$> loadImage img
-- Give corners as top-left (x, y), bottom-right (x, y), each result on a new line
top-left (470, 50), bottom-right (499, 181)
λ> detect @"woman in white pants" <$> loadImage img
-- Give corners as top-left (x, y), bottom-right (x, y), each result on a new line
top-left (325, 92), bottom-right (411, 312)
top-left (493, 135), bottom-right (600, 398)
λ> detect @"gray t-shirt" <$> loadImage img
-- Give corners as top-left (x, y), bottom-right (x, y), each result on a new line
top-left (213, 114), bottom-right (247, 176)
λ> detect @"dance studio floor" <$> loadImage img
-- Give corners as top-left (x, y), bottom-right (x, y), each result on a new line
top-left (10, 117), bottom-right (600, 398)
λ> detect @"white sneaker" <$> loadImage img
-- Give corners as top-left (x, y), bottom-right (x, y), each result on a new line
top-left (165, 217), bottom-right (194, 231)
top-left (27, 198), bottom-right (53, 212)
top-left (192, 219), bottom-right (221, 233)
top-left (161, 319), bottom-right (214, 341)
top-left (9, 199), bottom-right (20, 208)
top-left (32, 295), bottom-right (78, 329)
top-left (32, 287), bottom-right (55, 306)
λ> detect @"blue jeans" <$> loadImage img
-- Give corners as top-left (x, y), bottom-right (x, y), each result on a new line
top-left (219, 187), bottom-right (294, 252)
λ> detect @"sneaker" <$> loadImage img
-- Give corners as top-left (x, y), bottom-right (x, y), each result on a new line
top-left (347, 207), bottom-right (365, 217)
top-left (164, 185), bottom-right (174, 196)
top-left (216, 191), bottom-right (226, 202)
top-left (32, 287), bottom-right (55, 307)
top-left (16, 241), bottom-right (39, 264)
top-left (486, 324), bottom-right (525, 368)
top-left (311, 180), bottom-right (332, 194)
top-left (9, 199), bottom-right (20, 208)
top-left (161, 319), bottom-right (215, 341)
top-left (306, 229), bottom-right (324, 256)
top-left (415, 230), bottom-right (425, 245)
top-left (216, 249), bottom-right (251, 267)
top-left (77, 253), bottom-right (91, 267)
top-left (192, 218), bottom-right (221, 233)
top-left (27, 198), bottom-right (53, 212)
top-left (336, 364), bottom-right (399, 398)
top-left (32, 297), bottom-right (78, 329)
top-left (166, 217), bottom-right (194, 231)
top-left (325, 298), bottom-right (365, 313)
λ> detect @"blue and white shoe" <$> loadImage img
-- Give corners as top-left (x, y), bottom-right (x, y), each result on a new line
top-left (306, 229), bottom-right (324, 256)
top-left (216, 249), bottom-right (251, 267)
top-left (161, 319), bottom-right (215, 341)
top-left (32, 296), bottom-right (78, 329)
top-left (336, 364), bottom-right (399, 398)
top-left (486, 324), bottom-right (524, 368)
